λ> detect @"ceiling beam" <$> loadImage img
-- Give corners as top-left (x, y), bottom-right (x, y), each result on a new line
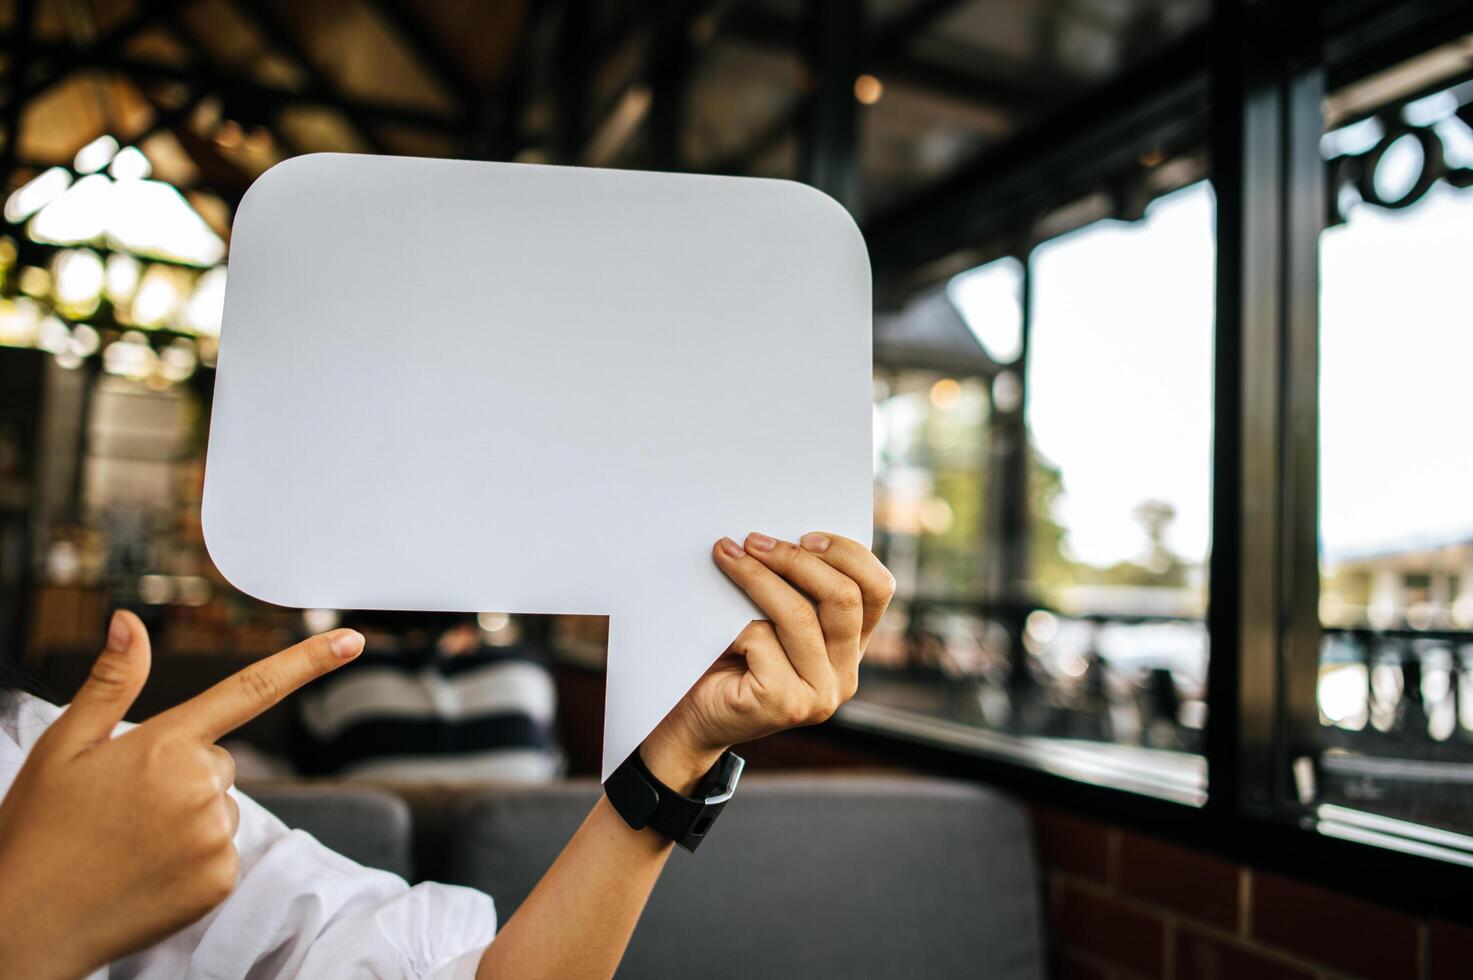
top-left (360, 0), bottom-right (480, 110)
top-left (164, 15), bottom-right (306, 159)
top-left (591, 3), bottom-right (645, 78)
top-left (708, 1), bottom-right (1056, 183)
top-left (800, 0), bottom-right (863, 211)
top-left (710, 98), bottom-right (801, 175)
top-left (727, 4), bottom-right (1053, 113)
top-left (18, 45), bottom-right (459, 133)
top-left (140, 94), bottom-right (255, 206)
top-left (224, 0), bottom-right (389, 154)
top-left (873, 56), bottom-right (1057, 116)
top-left (577, 0), bottom-right (729, 169)
top-left (554, 0), bottom-right (591, 163)
top-left (476, 19), bottom-right (534, 161)
top-left (1, 0), bottom-right (39, 198)
top-left (862, 32), bottom-right (1209, 285)
top-left (649, 0), bottom-right (695, 170)
top-left (0, 0), bottom-right (194, 113)
top-left (866, 0), bottom-right (972, 64)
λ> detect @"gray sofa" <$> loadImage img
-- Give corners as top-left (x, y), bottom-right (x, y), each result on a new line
top-left (244, 781), bottom-right (415, 879)
top-left (246, 774), bottom-right (1044, 980)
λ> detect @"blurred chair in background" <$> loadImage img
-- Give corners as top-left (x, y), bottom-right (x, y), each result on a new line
top-left (289, 611), bottom-right (562, 782)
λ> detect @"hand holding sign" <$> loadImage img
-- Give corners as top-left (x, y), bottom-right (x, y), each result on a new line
top-left (203, 155), bottom-right (874, 776)
top-left (0, 612), bottom-right (364, 977)
top-left (642, 531), bottom-right (894, 791)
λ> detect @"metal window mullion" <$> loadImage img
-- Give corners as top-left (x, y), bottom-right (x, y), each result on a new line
top-left (991, 249), bottom-right (1032, 614)
top-left (650, 0), bottom-right (694, 172)
top-left (800, 0), bottom-right (864, 215)
top-left (554, 3), bottom-right (591, 165)
top-left (1210, 1), bottom-right (1326, 819)
top-left (1235, 77), bottom-right (1288, 816)
top-left (1278, 62), bottom-right (1327, 810)
top-left (1207, 0), bottom-right (1286, 818)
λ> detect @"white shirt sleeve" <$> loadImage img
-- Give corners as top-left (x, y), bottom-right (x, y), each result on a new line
top-left (0, 695), bottom-right (496, 980)
top-left (108, 790), bottom-right (496, 980)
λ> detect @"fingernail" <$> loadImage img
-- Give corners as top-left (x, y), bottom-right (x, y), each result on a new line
top-left (106, 611), bottom-right (131, 652)
top-left (747, 532), bottom-right (776, 552)
top-left (801, 533), bottom-right (831, 553)
top-left (330, 630), bottom-right (365, 660)
top-left (718, 537), bottom-right (746, 559)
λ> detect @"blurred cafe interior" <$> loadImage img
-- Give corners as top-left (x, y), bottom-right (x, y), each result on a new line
top-left (2, 0), bottom-right (1473, 977)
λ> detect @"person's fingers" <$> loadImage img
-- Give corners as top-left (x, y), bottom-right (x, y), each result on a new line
top-left (743, 532), bottom-right (863, 658)
top-left (223, 793), bottom-right (241, 839)
top-left (207, 744), bottom-right (237, 794)
top-left (152, 629), bottom-right (364, 743)
top-left (795, 532), bottom-right (896, 647)
top-left (729, 622), bottom-right (842, 727)
top-left (43, 610), bottom-right (151, 755)
top-left (713, 538), bottom-right (833, 695)
top-left (725, 620), bottom-right (799, 696)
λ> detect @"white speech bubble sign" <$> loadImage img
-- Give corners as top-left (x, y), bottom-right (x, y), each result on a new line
top-left (203, 154), bottom-right (873, 778)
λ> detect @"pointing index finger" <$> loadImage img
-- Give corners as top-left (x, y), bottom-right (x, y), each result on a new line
top-left (154, 629), bottom-right (364, 742)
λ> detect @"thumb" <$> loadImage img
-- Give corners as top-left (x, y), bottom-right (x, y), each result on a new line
top-left (46, 610), bottom-right (152, 753)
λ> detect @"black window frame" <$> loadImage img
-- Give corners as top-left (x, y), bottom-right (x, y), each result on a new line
top-left (836, 0), bottom-right (1473, 923)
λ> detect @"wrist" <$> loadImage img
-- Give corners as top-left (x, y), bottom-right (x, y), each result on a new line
top-left (638, 724), bottom-right (726, 796)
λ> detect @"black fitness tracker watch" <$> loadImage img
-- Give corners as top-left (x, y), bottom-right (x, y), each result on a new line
top-left (603, 747), bottom-right (745, 853)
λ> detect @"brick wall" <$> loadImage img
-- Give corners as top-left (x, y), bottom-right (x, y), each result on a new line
top-left (1032, 805), bottom-right (1473, 980)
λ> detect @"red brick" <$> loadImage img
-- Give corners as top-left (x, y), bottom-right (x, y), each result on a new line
top-left (1251, 872), bottom-right (1419, 980)
top-left (1033, 805), bottom-right (1112, 882)
top-left (1430, 920), bottom-right (1473, 980)
top-left (1049, 880), bottom-right (1166, 979)
top-left (1175, 927), bottom-right (1315, 980)
top-left (1119, 833), bottom-right (1240, 931)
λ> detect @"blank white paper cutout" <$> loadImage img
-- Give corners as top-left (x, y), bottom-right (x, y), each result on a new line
top-left (203, 154), bottom-right (873, 778)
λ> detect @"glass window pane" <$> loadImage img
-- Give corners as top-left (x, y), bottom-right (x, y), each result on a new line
top-left (1028, 184), bottom-right (1215, 614)
top-left (873, 369), bottom-right (994, 604)
top-left (1316, 77), bottom-right (1473, 835)
top-left (1024, 182), bottom-right (1214, 763)
top-left (949, 255), bottom-right (1025, 364)
top-left (853, 187), bottom-right (1215, 805)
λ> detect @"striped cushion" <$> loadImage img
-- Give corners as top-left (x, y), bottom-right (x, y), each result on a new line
top-left (291, 643), bottom-right (562, 781)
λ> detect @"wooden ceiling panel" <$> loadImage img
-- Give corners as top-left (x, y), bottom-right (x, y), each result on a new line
top-left (924, 0), bottom-right (1041, 65)
top-left (19, 73), bottom-right (150, 163)
top-left (685, 40), bottom-right (803, 171)
top-left (33, 0), bottom-right (140, 42)
top-left (916, 0), bottom-right (1208, 87)
top-left (138, 129), bottom-right (201, 186)
top-left (408, 0), bottom-right (526, 95)
top-left (266, 0), bottom-right (458, 113)
top-left (122, 25), bottom-right (194, 66)
top-left (861, 81), bottom-right (994, 213)
top-left (373, 121), bottom-right (458, 160)
top-left (274, 104), bottom-right (371, 156)
top-left (86, 0), bottom-right (142, 37)
top-left (186, 188), bottom-right (232, 241)
top-left (177, 0), bottom-right (277, 76)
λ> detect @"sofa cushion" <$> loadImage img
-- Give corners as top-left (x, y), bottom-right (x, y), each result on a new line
top-left (447, 774), bottom-right (1043, 980)
top-left (245, 782), bottom-right (414, 880)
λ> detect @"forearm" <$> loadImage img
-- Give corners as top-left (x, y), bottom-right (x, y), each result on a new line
top-left (474, 795), bottom-right (671, 980)
top-left (475, 732), bottom-right (721, 980)
top-left (474, 531), bottom-right (889, 978)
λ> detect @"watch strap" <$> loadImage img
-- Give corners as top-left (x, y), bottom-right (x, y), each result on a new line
top-left (603, 747), bottom-right (744, 853)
